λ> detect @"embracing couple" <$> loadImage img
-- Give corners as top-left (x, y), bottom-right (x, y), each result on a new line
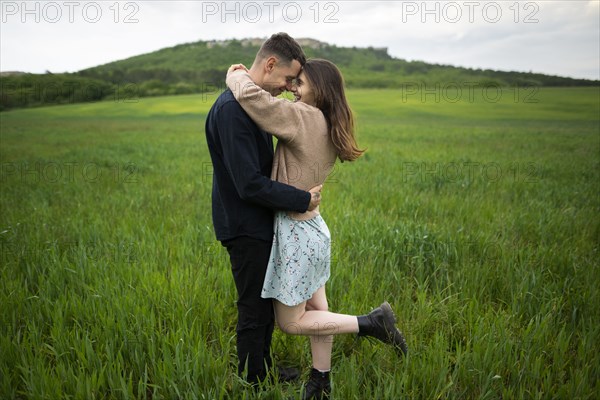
top-left (205, 32), bottom-right (408, 399)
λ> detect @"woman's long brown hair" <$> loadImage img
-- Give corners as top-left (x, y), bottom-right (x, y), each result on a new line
top-left (302, 59), bottom-right (365, 162)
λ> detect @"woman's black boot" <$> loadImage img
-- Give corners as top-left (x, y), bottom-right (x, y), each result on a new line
top-left (301, 368), bottom-right (331, 400)
top-left (357, 301), bottom-right (408, 356)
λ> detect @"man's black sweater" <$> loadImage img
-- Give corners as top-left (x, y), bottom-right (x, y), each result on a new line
top-left (205, 89), bottom-right (310, 242)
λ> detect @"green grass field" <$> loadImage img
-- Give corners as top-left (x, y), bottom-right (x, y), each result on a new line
top-left (1, 87), bottom-right (599, 399)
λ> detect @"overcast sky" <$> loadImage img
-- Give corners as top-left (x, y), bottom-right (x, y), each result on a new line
top-left (1, 0), bottom-right (598, 80)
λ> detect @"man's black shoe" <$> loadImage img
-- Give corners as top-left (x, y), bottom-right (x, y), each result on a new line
top-left (276, 366), bottom-right (300, 383)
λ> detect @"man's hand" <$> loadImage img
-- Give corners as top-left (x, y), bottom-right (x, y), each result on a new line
top-left (307, 185), bottom-right (323, 211)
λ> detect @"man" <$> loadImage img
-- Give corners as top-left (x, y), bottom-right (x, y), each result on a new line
top-left (204, 33), bottom-right (322, 384)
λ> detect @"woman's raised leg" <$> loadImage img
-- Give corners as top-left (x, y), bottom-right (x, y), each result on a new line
top-left (274, 294), bottom-right (408, 356)
top-left (273, 292), bottom-right (359, 337)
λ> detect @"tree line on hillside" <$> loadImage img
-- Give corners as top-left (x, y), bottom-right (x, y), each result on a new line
top-left (1, 40), bottom-right (597, 111)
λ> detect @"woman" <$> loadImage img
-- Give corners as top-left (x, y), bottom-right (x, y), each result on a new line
top-left (226, 59), bottom-right (408, 399)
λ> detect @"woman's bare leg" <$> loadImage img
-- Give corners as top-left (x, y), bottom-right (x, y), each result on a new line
top-left (273, 289), bottom-right (408, 361)
top-left (305, 287), bottom-right (333, 371)
top-left (273, 291), bottom-right (359, 337)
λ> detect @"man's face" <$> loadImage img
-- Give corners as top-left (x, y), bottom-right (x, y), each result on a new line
top-left (262, 57), bottom-right (303, 96)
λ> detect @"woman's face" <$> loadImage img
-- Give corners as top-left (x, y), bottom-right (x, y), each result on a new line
top-left (291, 72), bottom-right (316, 107)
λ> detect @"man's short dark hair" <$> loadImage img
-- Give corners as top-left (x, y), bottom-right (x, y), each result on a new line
top-left (256, 33), bottom-right (306, 66)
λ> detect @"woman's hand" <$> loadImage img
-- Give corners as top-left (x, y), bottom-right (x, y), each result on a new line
top-left (227, 63), bottom-right (248, 77)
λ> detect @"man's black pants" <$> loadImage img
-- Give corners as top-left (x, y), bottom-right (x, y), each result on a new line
top-left (223, 236), bottom-right (275, 383)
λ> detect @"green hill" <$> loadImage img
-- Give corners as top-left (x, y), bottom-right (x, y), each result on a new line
top-left (1, 38), bottom-right (597, 110)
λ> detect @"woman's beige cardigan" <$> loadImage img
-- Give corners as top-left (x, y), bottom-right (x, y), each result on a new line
top-left (226, 71), bottom-right (338, 220)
